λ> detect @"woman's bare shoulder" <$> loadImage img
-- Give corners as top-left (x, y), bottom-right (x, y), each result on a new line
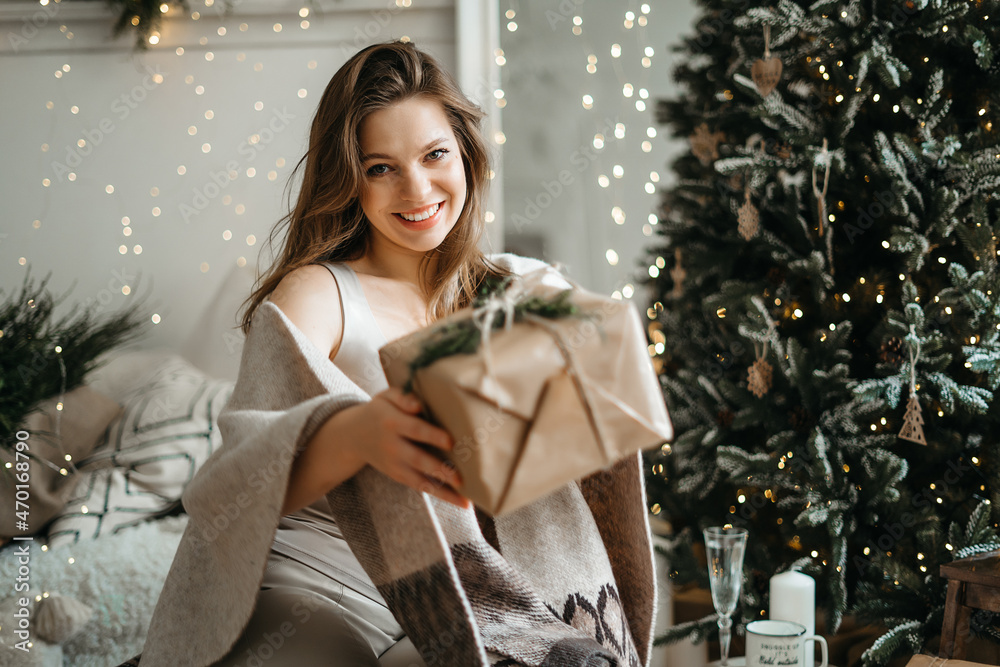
top-left (267, 264), bottom-right (344, 359)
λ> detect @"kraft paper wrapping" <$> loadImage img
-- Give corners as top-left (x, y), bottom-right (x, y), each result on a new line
top-left (378, 267), bottom-right (673, 516)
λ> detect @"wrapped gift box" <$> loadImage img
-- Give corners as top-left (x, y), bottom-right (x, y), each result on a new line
top-left (378, 266), bottom-right (673, 515)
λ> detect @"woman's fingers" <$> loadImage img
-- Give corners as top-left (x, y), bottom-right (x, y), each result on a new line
top-left (370, 388), bottom-right (469, 508)
top-left (405, 443), bottom-right (462, 487)
top-left (394, 412), bottom-right (453, 453)
top-left (411, 471), bottom-right (471, 509)
top-left (398, 446), bottom-right (469, 507)
top-left (384, 387), bottom-right (423, 414)
top-left (378, 390), bottom-right (452, 451)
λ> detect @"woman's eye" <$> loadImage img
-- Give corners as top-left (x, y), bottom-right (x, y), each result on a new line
top-left (366, 150), bottom-right (446, 176)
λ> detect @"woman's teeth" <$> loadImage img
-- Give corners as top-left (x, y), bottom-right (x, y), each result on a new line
top-left (398, 203), bottom-right (440, 222)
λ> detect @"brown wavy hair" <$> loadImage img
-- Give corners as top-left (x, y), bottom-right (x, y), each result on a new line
top-left (239, 40), bottom-right (509, 335)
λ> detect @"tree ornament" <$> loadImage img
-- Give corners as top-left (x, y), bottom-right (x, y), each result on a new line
top-left (751, 25), bottom-right (783, 97)
top-left (898, 393), bottom-right (927, 445)
top-left (670, 248), bottom-right (686, 299)
top-left (738, 187), bottom-right (761, 240)
top-left (690, 123), bottom-right (724, 165)
top-left (747, 344), bottom-right (774, 398)
top-left (898, 325), bottom-right (927, 445)
top-left (811, 138), bottom-right (831, 237)
top-left (811, 138), bottom-right (835, 275)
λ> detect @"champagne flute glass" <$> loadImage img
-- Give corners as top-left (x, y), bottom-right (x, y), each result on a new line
top-left (703, 526), bottom-right (748, 666)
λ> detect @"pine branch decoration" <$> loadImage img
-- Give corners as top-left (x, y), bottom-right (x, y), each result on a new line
top-left (403, 280), bottom-right (581, 393)
top-left (0, 268), bottom-right (148, 450)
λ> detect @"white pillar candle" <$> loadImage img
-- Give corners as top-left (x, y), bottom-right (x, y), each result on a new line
top-left (769, 570), bottom-right (816, 666)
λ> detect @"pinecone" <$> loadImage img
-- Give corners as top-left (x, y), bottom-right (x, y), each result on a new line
top-left (880, 337), bottom-right (904, 366)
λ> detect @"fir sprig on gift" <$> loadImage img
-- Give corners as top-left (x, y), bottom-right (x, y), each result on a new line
top-left (404, 279), bottom-right (578, 392)
top-left (0, 269), bottom-right (148, 451)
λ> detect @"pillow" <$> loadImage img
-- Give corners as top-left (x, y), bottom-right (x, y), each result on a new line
top-left (85, 349), bottom-right (183, 405)
top-left (45, 356), bottom-right (233, 547)
top-left (0, 386), bottom-right (123, 539)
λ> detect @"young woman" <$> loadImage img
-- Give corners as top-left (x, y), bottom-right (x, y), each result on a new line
top-left (222, 38), bottom-right (506, 665)
top-left (134, 40), bottom-right (656, 667)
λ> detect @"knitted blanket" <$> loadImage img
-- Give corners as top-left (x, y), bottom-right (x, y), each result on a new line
top-left (137, 257), bottom-right (657, 667)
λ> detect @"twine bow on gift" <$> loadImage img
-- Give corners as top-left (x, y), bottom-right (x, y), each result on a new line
top-left (470, 273), bottom-right (528, 395)
top-left (406, 265), bottom-right (579, 389)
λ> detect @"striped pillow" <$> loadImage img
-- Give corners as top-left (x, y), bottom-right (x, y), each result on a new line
top-left (46, 356), bottom-right (233, 547)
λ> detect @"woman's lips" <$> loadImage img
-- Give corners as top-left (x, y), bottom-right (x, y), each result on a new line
top-left (393, 201), bottom-right (444, 230)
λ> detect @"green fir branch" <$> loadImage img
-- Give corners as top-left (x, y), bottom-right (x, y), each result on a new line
top-left (0, 268), bottom-right (148, 450)
top-left (403, 285), bottom-right (579, 393)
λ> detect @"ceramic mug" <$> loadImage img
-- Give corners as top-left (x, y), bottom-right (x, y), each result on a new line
top-left (745, 619), bottom-right (828, 667)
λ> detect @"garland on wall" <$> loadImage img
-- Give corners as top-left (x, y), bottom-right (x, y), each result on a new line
top-left (70, 0), bottom-right (237, 49)
top-left (106, 0), bottom-right (187, 49)
top-left (82, 0), bottom-right (189, 49)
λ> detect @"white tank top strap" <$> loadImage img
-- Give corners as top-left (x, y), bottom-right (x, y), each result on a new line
top-left (317, 262), bottom-right (389, 396)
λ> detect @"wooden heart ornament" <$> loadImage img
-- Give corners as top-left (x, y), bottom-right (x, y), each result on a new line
top-left (752, 56), bottom-right (783, 97)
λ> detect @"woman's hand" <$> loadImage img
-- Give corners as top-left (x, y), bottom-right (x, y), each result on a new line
top-left (341, 387), bottom-right (471, 509)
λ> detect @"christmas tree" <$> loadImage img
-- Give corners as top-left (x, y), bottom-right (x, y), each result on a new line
top-left (643, 1), bottom-right (1000, 664)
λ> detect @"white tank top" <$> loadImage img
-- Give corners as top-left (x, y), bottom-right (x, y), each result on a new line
top-left (266, 261), bottom-right (391, 605)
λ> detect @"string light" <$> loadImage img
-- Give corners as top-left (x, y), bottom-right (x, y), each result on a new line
top-left (24, 2), bottom-right (668, 385)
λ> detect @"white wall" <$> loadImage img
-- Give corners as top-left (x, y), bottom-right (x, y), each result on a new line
top-left (0, 0), bottom-right (501, 376)
top-left (499, 0), bottom-right (700, 302)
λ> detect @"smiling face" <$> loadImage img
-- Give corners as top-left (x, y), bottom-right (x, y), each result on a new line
top-left (357, 95), bottom-right (468, 265)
